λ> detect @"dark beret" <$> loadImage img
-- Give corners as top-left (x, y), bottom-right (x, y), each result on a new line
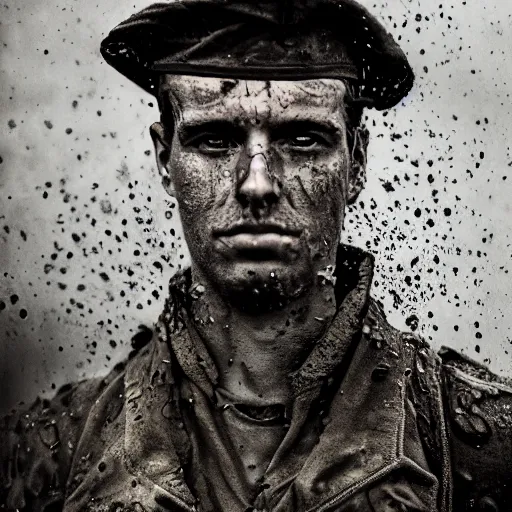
top-left (100, 0), bottom-right (414, 110)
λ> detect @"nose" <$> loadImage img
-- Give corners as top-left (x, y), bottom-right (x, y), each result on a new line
top-left (236, 151), bottom-right (280, 217)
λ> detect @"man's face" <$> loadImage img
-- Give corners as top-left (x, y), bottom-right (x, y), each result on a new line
top-left (152, 76), bottom-right (363, 310)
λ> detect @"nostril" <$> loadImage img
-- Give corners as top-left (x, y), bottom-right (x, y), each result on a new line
top-left (236, 181), bottom-right (278, 210)
top-left (236, 190), bottom-right (250, 209)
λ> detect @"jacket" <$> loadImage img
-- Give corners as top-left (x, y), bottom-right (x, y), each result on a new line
top-left (2, 249), bottom-right (512, 512)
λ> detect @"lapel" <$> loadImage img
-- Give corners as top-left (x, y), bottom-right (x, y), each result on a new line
top-left (122, 330), bottom-right (197, 511)
top-left (64, 330), bottom-right (197, 512)
top-left (266, 301), bottom-right (440, 512)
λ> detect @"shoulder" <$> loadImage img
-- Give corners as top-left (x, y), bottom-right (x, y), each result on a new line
top-left (0, 362), bottom-right (126, 511)
top-left (439, 346), bottom-right (512, 510)
top-left (366, 303), bottom-right (512, 509)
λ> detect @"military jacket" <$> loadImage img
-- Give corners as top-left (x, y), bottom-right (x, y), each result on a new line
top-left (2, 255), bottom-right (512, 512)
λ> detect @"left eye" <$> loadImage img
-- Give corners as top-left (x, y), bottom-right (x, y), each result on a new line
top-left (285, 133), bottom-right (328, 151)
top-left (290, 135), bottom-right (318, 148)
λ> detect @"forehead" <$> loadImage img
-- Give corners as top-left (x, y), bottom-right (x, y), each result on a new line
top-left (158, 75), bottom-right (348, 125)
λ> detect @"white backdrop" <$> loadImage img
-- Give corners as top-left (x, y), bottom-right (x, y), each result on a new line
top-left (1, 0), bottom-right (511, 413)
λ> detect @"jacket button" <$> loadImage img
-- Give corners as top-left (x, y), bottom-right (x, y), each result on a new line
top-left (478, 496), bottom-right (499, 511)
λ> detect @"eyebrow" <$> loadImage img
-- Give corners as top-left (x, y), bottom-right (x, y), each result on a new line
top-left (177, 120), bottom-right (243, 143)
top-left (177, 117), bottom-right (343, 142)
top-left (271, 119), bottom-right (341, 135)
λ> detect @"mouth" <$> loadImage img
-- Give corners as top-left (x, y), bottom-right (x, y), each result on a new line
top-left (214, 223), bottom-right (301, 237)
top-left (213, 223), bottom-right (302, 261)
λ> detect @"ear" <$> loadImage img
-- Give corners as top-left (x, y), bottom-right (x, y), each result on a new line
top-left (150, 121), bottom-right (175, 196)
top-left (347, 126), bottom-right (369, 205)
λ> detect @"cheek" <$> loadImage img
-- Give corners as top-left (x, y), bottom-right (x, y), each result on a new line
top-left (285, 157), bottom-right (347, 256)
top-left (171, 151), bottom-right (232, 220)
top-left (286, 157), bottom-right (347, 215)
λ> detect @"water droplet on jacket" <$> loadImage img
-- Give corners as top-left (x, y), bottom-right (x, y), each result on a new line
top-left (39, 422), bottom-right (59, 448)
top-left (477, 496), bottom-right (499, 512)
top-left (189, 283), bottom-right (206, 299)
top-left (312, 479), bottom-right (327, 494)
top-left (161, 400), bottom-right (174, 419)
top-left (471, 389), bottom-right (483, 400)
top-left (455, 469), bottom-right (473, 482)
top-left (453, 408), bottom-right (492, 446)
top-left (416, 358), bottom-right (425, 374)
top-left (370, 338), bottom-right (383, 350)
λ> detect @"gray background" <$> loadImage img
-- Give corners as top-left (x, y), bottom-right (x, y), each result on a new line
top-left (1, 0), bottom-right (511, 414)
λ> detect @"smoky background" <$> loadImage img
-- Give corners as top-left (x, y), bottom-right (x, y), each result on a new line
top-left (1, 0), bottom-right (511, 414)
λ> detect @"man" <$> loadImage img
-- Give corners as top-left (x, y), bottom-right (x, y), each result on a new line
top-left (2, 1), bottom-right (512, 511)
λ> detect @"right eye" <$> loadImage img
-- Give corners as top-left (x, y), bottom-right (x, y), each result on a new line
top-left (192, 135), bottom-right (239, 154)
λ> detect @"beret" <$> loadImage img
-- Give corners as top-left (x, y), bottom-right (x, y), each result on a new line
top-left (100, 0), bottom-right (414, 110)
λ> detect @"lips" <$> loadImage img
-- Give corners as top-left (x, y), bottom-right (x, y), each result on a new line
top-left (213, 223), bottom-right (301, 260)
top-left (214, 223), bottom-right (301, 238)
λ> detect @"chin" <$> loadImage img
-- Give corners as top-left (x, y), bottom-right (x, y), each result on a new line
top-left (210, 259), bottom-right (314, 314)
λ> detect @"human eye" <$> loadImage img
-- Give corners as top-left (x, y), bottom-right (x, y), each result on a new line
top-left (276, 124), bottom-right (335, 153)
top-left (193, 134), bottom-right (239, 154)
top-left (288, 133), bottom-right (327, 150)
top-left (181, 122), bottom-right (241, 155)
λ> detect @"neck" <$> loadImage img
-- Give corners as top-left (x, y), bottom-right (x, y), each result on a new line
top-left (186, 268), bottom-right (338, 407)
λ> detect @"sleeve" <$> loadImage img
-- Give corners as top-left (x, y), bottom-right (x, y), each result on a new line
top-left (0, 373), bottom-right (119, 512)
top-left (440, 347), bottom-right (512, 511)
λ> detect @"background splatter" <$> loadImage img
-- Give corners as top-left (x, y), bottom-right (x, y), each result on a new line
top-left (1, 0), bottom-right (511, 413)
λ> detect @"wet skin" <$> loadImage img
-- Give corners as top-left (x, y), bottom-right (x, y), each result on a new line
top-left (151, 76), bottom-right (367, 404)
